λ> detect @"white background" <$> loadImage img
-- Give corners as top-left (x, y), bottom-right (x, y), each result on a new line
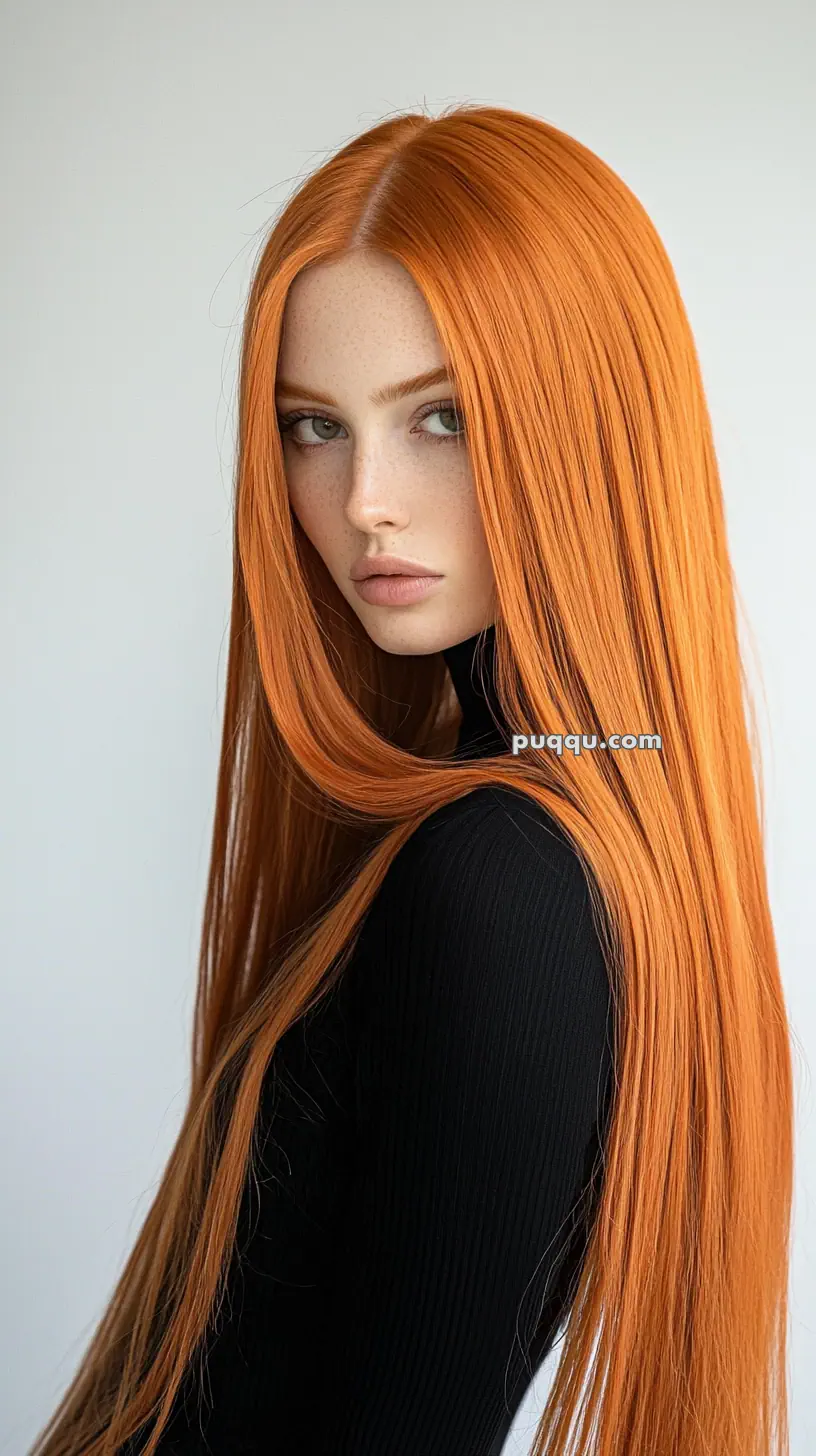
top-left (2, 1), bottom-right (814, 1451)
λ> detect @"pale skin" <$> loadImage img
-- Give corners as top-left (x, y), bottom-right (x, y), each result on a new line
top-left (275, 248), bottom-right (496, 657)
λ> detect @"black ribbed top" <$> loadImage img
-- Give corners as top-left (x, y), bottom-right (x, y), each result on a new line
top-left (124, 624), bottom-right (616, 1456)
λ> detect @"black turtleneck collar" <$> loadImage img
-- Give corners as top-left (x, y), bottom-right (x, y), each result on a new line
top-left (441, 622), bottom-right (511, 760)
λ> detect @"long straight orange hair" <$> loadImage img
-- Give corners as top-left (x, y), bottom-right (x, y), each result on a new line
top-left (31, 102), bottom-right (795, 1456)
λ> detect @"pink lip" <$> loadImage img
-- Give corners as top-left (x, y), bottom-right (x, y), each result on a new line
top-left (352, 574), bottom-right (444, 607)
top-left (349, 554), bottom-right (441, 581)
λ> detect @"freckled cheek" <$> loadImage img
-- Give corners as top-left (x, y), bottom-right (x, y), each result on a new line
top-left (426, 465), bottom-right (488, 539)
top-left (285, 461), bottom-right (346, 540)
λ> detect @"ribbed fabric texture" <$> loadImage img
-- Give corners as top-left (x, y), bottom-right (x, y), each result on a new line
top-left (125, 624), bottom-right (616, 1456)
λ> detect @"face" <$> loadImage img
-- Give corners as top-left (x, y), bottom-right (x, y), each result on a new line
top-left (275, 249), bottom-right (496, 657)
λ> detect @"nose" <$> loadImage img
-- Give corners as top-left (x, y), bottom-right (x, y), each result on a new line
top-left (343, 436), bottom-right (410, 534)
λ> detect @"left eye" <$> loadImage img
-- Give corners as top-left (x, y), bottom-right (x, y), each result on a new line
top-left (420, 406), bottom-right (464, 438)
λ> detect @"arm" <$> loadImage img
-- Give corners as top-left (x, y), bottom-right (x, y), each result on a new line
top-left (312, 785), bottom-right (615, 1456)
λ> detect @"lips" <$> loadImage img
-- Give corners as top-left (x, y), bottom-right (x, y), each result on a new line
top-left (352, 572), bottom-right (444, 607)
top-left (349, 555), bottom-right (442, 582)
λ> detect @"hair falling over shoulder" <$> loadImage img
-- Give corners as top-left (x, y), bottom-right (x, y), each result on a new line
top-left (32, 102), bottom-right (796, 1456)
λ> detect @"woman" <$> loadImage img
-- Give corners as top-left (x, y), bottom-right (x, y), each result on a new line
top-left (32, 103), bottom-right (794, 1456)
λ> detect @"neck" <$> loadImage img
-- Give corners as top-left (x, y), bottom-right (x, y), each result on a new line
top-left (441, 623), bottom-right (510, 760)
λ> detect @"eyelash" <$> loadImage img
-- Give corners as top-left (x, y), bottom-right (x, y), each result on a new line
top-left (276, 399), bottom-right (466, 453)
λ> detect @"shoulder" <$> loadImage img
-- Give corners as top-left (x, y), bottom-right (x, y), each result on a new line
top-left (413, 781), bottom-right (580, 859)
top-left (360, 784), bottom-right (611, 1023)
top-left (389, 782), bottom-right (599, 933)
top-left (352, 781), bottom-right (615, 1137)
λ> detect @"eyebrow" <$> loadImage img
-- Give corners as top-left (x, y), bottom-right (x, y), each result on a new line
top-left (274, 364), bottom-right (453, 409)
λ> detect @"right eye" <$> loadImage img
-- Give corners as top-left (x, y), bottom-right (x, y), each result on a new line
top-left (277, 413), bottom-right (348, 451)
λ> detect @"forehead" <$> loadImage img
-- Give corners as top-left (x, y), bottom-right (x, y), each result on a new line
top-left (278, 250), bottom-right (445, 381)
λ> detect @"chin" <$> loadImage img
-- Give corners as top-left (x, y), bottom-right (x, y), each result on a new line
top-left (353, 603), bottom-right (456, 658)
